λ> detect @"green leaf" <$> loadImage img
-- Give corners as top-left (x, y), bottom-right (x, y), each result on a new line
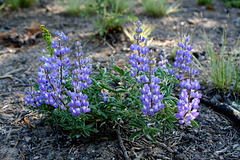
top-left (128, 121), bottom-right (144, 129)
top-left (33, 82), bottom-right (40, 90)
top-left (112, 65), bottom-right (124, 76)
top-left (148, 133), bottom-right (156, 142)
top-left (115, 89), bottom-right (127, 93)
top-left (162, 96), bottom-right (178, 101)
top-left (70, 130), bottom-right (79, 138)
top-left (167, 83), bottom-right (173, 96)
top-left (190, 120), bottom-right (199, 128)
top-left (149, 127), bottom-right (161, 133)
top-left (129, 130), bottom-right (142, 140)
top-left (82, 129), bottom-right (90, 137)
top-left (100, 84), bottom-right (116, 92)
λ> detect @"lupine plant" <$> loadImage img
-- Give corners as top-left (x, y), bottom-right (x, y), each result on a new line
top-left (25, 21), bottom-right (200, 141)
top-left (169, 34), bottom-right (201, 126)
top-left (123, 21), bottom-right (155, 44)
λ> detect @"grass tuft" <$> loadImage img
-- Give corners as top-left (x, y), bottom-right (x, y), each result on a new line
top-left (61, 0), bottom-right (95, 15)
top-left (196, 27), bottom-right (240, 93)
top-left (141, 0), bottom-right (181, 16)
top-left (6, 0), bottom-right (34, 9)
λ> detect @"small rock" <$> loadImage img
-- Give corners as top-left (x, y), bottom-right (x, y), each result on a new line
top-left (234, 17), bottom-right (240, 27)
top-left (232, 144), bottom-right (239, 149)
top-left (174, 153), bottom-right (188, 160)
top-left (152, 147), bottom-right (165, 155)
top-left (24, 136), bottom-right (31, 142)
top-left (0, 113), bottom-right (14, 121)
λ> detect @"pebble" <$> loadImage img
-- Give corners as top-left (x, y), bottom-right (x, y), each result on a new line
top-left (234, 17), bottom-right (240, 27)
top-left (174, 153), bottom-right (188, 160)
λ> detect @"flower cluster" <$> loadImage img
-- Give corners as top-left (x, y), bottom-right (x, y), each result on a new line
top-left (68, 41), bottom-right (92, 115)
top-left (24, 78), bottom-right (43, 107)
top-left (171, 35), bottom-right (202, 125)
top-left (25, 32), bottom-right (92, 116)
top-left (108, 55), bottom-right (115, 71)
top-left (158, 51), bottom-right (168, 71)
top-left (169, 35), bottom-right (199, 79)
top-left (129, 21), bottom-right (149, 77)
top-left (99, 92), bottom-right (107, 102)
top-left (129, 21), bottom-right (164, 115)
top-left (28, 31), bottom-right (71, 110)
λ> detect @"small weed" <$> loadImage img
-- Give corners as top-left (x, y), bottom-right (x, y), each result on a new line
top-left (93, 0), bottom-right (136, 36)
top-left (123, 21), bottom-right (155, 44)
top-left (197, 0), bottom-right (212, 5)
top-left (141, 0), bottom-right (181, 16)
top-left (196, 27), bottom-right (240, 93)
top-left (108, 0), bottom-right (131, 13)
top-left (6, 0), bottom-right (34, 9)
top-left (60, 0), bottom-right (95, 15)
top-left (223, 0), bottom-right (240, 8)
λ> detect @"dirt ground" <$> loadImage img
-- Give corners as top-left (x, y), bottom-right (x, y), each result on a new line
top-left (0, 0), bottom-right (240, 159)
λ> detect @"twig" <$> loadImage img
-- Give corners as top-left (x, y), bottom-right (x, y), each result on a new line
top-left (3, 68), bottom-right (25, 76)
top-left (11, 77), bottom-right (26, 84)
top-left (145, 135), bottom-right (174, 153)
top-left (117, 125), bottom-right (130, 160)
top-left (8, 138), bottom-right (19, 159)
top-left (103, 36), bottom-right (115, 51)
top-left (152, 154), bottom-right (171, 160)
top-left (214, 146), bottom-right (229, 155)
top-left (68, 145), bottom-right (75, 154)
top-left (0, 75), bottom-right (12, 79)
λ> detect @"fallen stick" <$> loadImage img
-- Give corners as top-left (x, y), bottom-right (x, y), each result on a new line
top-left (3, 68), bottom-right (24, 76)
top-left (145, 135), bottom-right (174, 153)
top-left (201, 97), bottom-right (240, 125)
top-left (117, 125), bottom-right (130, 160)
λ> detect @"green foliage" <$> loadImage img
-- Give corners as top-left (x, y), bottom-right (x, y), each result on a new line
top-left (60, 0), bottom-right (96, 15)
top-left (92, 0), bottom-right (137, 36)
top-left (196, 27), bottom-right (240, 93)
top-left (40, 25), bottom-right (53, 56)
top-left (123, 21), bottom-right (155, 44)
top-left (36, 62), bottom-right (178, 139)
top-left (32, 28), bottom-right (180, 139)
top-left (141, 0), bottom-right (181, 16)
top-left (197, 0), bottom-right (212, 5)
top-left (108, 0), bottom-right (131, 13)
top-left (223, 0), bottom-right (240, 8)
top-left (6, 0), bottom-right (34, 9)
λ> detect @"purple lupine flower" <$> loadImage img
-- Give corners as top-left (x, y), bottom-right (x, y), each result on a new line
top-left (128, 21), bottom-right (164, 115)
top-left (171, 35), bottom-right (201, 125)
top-left (129, 21), bottom-right (148, 77)
top-left (99, 92), bottom-right (107, 102)
top-left (25, 31), bottom-right (92, 117)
